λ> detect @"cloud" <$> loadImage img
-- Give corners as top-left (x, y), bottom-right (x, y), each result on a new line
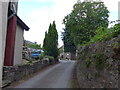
top-left (18, 0), bottom-right (54, 3)
top-left (18, 0), bottom-right (118, 47)
top-left (103, 0), bottom-right (119, 12)
top-left (19, 0), bottom-right (77, 47)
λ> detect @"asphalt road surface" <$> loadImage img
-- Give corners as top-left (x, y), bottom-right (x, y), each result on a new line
top-left (12, 60), bottom-right (76, 88)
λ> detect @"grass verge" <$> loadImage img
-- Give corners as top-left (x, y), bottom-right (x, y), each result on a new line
top-left (71, 63), bottom-right (79, 88)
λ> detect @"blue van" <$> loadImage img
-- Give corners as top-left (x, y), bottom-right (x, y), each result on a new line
top-left (31, 50), bottom-right (44, 60)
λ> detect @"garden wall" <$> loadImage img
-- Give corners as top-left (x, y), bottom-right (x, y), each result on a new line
top-left (2, 59), bottom-right (58, 87)
top-left (76, 35), bottom-right (120, 88)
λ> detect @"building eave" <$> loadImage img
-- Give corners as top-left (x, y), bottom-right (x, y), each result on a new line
top-left (16, 15), bottom-right (30, 31)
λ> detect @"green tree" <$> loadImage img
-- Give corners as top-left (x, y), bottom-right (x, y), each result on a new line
top-left (63, 1), bottom-right (109, 46)
top-left (62, 28), bottom-right (76, 53)
top-left (43, 31), bottom-right (48, 54)
top-left (28, 44), bottom-right (41, 49)
top-left (43, 21), bottom-right (58, 58)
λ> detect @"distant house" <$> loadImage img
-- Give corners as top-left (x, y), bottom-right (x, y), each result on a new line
top-left (24, 40), bottom-right (37, 45)
top-left (59, 45), bottom-right (76, 60)
top-left (63, 52), bottom-right (76, 60)
top-left (2, 1), bottom-right (30, 66)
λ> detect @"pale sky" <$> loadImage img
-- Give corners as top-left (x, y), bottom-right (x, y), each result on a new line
top-left (18, 0), bottom-right (119, 47)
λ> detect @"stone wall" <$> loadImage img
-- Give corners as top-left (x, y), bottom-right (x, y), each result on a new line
top-left (76, 35), bottom-right (120, 88)
top-left (2, 59), bottom-right (58, 87)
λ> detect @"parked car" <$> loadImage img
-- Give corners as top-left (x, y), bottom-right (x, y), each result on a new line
top-left (30, 50), bottom-right (44, 60)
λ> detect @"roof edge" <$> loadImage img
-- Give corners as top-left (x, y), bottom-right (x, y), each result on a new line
top-left (16, 15), bottom-right (30, 31)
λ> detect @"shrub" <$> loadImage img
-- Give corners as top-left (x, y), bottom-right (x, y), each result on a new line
top-left (45, 56), bottom-right (54, 60)
top-left (40, 53), bottom-right (44, 60)
top-left (28, 59), bottom-right (33, 64)
top-left (28, 44), bottom-right (41, 49)
top-left (84, 58), bottom-right (91, 68)
top-left (83, 23), bottom-right (120, 46)
top-left (92, 52), bottom-right (107, 70)
top-left (45, 56), bottom-right (54, 64)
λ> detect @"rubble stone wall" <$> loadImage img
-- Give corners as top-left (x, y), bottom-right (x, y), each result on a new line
top-left (76, 35), bottom-right (120, 88)
top-left (2, 59), bottom-right (58, 86)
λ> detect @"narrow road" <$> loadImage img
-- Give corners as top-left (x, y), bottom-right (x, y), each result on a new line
top-left (12, 60), bottom-right (76, 88)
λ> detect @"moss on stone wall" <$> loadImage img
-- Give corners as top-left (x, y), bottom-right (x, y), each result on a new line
top-left (76, 35), bottom-right (120, 88)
